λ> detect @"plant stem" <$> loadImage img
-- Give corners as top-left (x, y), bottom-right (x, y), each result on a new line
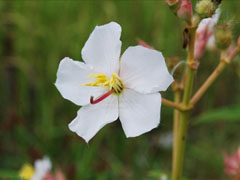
top-left (190, 48), bottom-right (240, 106)
top-left (172, 90), bottom-right (181, 173)
top-left (190, 61), bottom-right (226, 105)
top-left (172, 26), bottom-right (197, 180)
top-left (162, 98), bottom-right (182, 110)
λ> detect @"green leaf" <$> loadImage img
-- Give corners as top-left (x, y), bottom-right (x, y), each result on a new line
top-left (194, 104), bottom-right (240, 125)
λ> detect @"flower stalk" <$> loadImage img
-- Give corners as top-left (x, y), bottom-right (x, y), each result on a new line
top-left (172, 26), bottom-right (197, 180)
top-left (170, 27), bottom-right (239, 180)
top-left (172, 90), bottom-right (181, 172)
top-left (170, 44), bottom-right (240, 180)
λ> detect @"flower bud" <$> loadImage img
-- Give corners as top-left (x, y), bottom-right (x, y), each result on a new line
top-left (224, 147), bottom-right (240, 180)
top-left (192, 15), bottom-right (201, 27)
top-left (194, 27), bottom-right (209, 60)
top-left (196, 0), bottom-right (216, 19)
top-left (177, 0), bottom-right (193, 24)
top-left (215, 25), bottom-right (233, 50)
top-left (138, 39), bottom-right (154, 50)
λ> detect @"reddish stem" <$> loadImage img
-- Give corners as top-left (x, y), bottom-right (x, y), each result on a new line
top-left (90, 89), bottom-right (115, 104)
top-left (228, 47), bottom-right (239, 61)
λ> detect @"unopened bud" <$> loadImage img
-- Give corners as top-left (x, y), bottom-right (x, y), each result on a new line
top-left (196, 0), bottom-right (216, 19)
top-left (215, 25), bottom-right (233, 50)
top-left (165, 0), bottom-right (181, 14)
top-left (192, 15), bottom-right (201, 27)
top-left (138, 39), bottom-right (154, 50)
top-left (224, 147), bottom-right (240, 180)
top-left (177, 0), bottom-right (193, 24)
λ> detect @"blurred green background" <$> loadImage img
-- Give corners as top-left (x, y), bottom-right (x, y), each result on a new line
top-left (0, 1), bottom-right (240, 180)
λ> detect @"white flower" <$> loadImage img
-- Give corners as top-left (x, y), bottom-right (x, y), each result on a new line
top-left (31, 157), bottom-right (51, 180)
top-left (55, 22), bottom-right (174, 143)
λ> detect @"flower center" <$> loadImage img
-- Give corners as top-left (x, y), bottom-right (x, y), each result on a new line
top-left (83, 73), bottom-right (124, 95)
top-left (82, 73), bottom-right (124, 104)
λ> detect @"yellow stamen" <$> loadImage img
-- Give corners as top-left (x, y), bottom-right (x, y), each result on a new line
top-left (19, 164), bottom-right (35, 180)
top-left (82, 73), bottom-right (124, 95)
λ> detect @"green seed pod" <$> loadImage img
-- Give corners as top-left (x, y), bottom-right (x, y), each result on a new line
top-left (195, 0), bottom-right (216, 19)
top-left (215, 26), bottom-right (233, 50)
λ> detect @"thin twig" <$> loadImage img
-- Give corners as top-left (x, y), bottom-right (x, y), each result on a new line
top-left (162, 98), bottom-right (182, 110)
top-left (190, 47), bottom-right (239, 106)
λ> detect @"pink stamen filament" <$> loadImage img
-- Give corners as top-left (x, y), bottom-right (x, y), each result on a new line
top-left (90, 89), bottom-right (115, 104)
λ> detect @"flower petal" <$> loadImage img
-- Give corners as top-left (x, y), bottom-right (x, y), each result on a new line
top-left (32, 157), bottom-right (51, 180)
top-left (120, 46), bottom-right (174, 94)
top-left (55, 57), bottom-right (105, 106)
top-left (119, 89), bottom-right (161, 138)
top-left (81, 22), bottom-right (122, 75)
top-left (68, 95), bottom-right (118, 143)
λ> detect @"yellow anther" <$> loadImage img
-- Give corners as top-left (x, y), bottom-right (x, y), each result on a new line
top-left (82, 73), bottom-right (124, 95)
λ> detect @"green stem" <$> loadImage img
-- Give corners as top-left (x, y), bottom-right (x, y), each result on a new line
top-left (172, 90), bottom-right (181, 173)
top-left (172, 27), bottom-right (197, 180)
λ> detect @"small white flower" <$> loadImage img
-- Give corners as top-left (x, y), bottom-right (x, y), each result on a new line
top-left (31, 157), bottom-right (51, 180)
top-left (55, 22), bottom-right (173, 143)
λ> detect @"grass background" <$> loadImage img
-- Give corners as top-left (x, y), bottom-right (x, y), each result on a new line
top-left (0, 1), bottom-right (240, 179)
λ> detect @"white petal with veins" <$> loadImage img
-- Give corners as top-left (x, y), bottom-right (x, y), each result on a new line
top-left (31, 157), bottom-right (51, 180)
top-left (55, 57), bottom-right (106, 106)
top-left (120, 46), bottom-right (174, 94)
top-left (69, 95), bottom-right (118, 143)
top-left (81, 22), bottom-right (122, 76)
top-left (119, 89), bottom-right (162, 137)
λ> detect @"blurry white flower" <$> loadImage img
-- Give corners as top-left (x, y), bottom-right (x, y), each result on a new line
top-left (194, 8), bottom-right (221, 60)
top-left (159, 174), bottom-right (168, 180)
top-left (31, 157), bottom-right (51, 180)
top-left (19, 157), bottom-right (51, 180)
top-left (55, 22), bottom-right (173, 143)
top-left (158, 131), bottom-right (173, 149)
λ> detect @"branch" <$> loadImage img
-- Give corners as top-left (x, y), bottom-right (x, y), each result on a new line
top-left (190, 47), bottom-right (240, 106)
top-left (162, 98), bottom-right (182, 110)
